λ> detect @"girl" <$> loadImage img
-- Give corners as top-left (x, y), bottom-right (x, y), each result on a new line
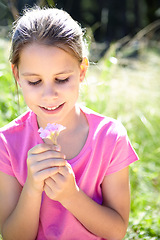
top-left (0, 6), bottom-right (138, 240)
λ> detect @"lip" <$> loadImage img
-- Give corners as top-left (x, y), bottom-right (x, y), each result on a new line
top-left (40, 103), bottom-right (65, 114)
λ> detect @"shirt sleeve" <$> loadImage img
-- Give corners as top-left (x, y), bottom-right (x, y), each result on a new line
top-left (0, 133), bottom-right (15, 177)
top-left (105, 126), bottom-right (139, 175)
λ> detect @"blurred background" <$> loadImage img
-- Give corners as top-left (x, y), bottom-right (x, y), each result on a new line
top-left (0, 0), bottom-right (160, 239)
top-left (0, 0), bottom-right (160, 60)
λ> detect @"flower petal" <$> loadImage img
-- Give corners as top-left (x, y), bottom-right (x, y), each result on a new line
top-left (38, 123), bottom-right (66, 142)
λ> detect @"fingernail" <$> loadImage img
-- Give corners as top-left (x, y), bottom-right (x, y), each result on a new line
top-left (55, 145), bottom-right (61, 152)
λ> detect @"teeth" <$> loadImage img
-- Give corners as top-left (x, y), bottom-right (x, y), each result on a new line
top-left (44, 106), bottom-right (58, 110)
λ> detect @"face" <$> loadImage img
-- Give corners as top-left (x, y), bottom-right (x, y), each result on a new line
top-left (13, 43), bottom-right (88, 128)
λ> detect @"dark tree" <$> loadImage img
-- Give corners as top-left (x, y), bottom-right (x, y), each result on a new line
top-left (145, 0), bottom-right (160, 22)
top-left (103, 0), bottom-right (127, 42)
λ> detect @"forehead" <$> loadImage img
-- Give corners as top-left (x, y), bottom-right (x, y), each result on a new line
top-left (20, 43), bottom-right (78, 63)
top-left (18, 43), bottom-right (80, 74)
top-left (20, 43), bottom-right (79, 61)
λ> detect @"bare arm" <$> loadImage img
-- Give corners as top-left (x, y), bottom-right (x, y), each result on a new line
top-left (45, 165), bottom-right (130, 240)
top-left (0, 172), bottom-right (42, 240)
top-left (0, 143), bottom-right (66, 240)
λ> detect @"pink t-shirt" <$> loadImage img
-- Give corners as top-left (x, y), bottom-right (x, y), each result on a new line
top-left (0, 106), bottom-right (138, 240)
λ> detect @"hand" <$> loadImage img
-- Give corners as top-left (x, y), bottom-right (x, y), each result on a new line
top-left (44, 162), bottom-right (79, 204)
top-left (25, 143), bottom-right (66, 196)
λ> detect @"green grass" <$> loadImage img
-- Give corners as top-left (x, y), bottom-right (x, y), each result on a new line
top-left (0, 39), bottom-right (27, 126)
top-left (82, 44), bottom-right (160, 239)
top-left (0, 38), bottom-right (160, 239)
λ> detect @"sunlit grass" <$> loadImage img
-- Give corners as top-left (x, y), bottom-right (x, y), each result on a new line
top-left (0, 39), bottom-right (27, 127)
top-left (0, 37), bottom-right (160, 239)
top-left (81, 44), bottom-right (160, 239)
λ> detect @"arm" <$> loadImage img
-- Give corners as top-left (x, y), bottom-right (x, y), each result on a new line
top-left (45, 165), bottom-right (130, 240)
top-left (0, 172), bottom-right (42, 240)
top-left (0, 143), bottom-right (66, 240)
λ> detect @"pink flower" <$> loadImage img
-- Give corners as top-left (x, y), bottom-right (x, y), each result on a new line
top-left (38, 123), bottom-right (66, 145)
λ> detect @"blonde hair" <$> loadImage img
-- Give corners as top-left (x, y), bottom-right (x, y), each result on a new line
top-left (10, 6), bottom-right (87, 66)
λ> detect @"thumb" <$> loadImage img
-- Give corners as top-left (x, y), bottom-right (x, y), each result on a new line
top-left (52, 144), bottom-right (61, 152)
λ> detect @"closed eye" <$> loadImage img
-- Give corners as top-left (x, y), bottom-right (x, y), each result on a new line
top-left (28, 80), bottom-right (41, 85)
top-left (55, 77), bottom-right (69, 84)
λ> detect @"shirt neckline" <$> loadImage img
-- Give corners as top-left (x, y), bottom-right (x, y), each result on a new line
top-left (67, 106), bottom-right (93, 163)
top-left (29, 106), bottom-right (93, 163)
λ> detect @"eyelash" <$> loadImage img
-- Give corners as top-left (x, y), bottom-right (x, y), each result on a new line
top-left (28, 80), bottom-right (41, 85)
top-left (28, 78), bottom-right (69, 86)
top-left (56, 78), bottom-right (69, 84)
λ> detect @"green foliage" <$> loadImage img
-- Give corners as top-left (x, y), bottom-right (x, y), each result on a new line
top-left (0, 39), bottom-right (27, 127)
top-left (81, 42), bottom-right (160, 239)
top-left (0, 37), bottom-right (160, 239)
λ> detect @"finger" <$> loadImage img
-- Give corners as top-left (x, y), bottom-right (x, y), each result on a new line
top-left (44, 181), bottom-right (56, 199)
top-left (33, 166), bottom-right (60, 182)
top-left (52, 144), bottom-right (61, 152)
top-left (28, 150), bottom-right (66, 163)
top-left (50, 171), bottom-right (64, 183)
top-left (48, 144), bottom-right (61, 152)
top-left (28, 143), bottom-right (52, 155)
top-left (45, 177), bottom-right (56, 187)
top-left (44, 177), bottom-right (58, 199)
top-left (30, 158), bottom-right (67, 173)
top-left (28, 143), bottom-right (60, 155)
top-left (50, 164), bottom-right (72, 182)
top-left (58, 162), bottom-right (73, 176)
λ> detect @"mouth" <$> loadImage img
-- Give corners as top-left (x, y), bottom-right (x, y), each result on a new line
top-left (43, 106), bottom-right (60, 111)
top-left (40, 103), bottom-right (65, 113)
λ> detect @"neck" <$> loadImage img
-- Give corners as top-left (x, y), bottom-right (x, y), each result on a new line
top-left (36, 104), bottom-right (82, 132)
top-left (59, 104), bottom-right (88, 139)
top-left (60, 104), bottom-right (82, 133)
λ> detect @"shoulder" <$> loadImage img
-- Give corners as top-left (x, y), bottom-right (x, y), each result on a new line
top-left (0, 110), bottom-right (36, 139)
top-left (80, 105), bottom-right (127, 139)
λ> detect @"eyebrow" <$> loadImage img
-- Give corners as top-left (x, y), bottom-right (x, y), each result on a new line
top-left (21, 70), bottom-right (74, 77)
top-left (22, 73), bottom-right (40, 76)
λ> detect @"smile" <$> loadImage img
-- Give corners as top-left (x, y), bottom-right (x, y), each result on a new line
top-left (43, 106), bottom-right (59, 110)
top-left (40, 103), bottom-right (65, 114)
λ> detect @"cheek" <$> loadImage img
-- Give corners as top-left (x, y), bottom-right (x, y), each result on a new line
top-left (65, 83), bottom-right (79, 100)
top-left (21, 90), bottom-right (32, 105)
top-left (66, 78), bottom-right (80, 92)
top-left (20, 85), bottom-right (39, 103)
top-left (69, 84), bottom-right (80, 102)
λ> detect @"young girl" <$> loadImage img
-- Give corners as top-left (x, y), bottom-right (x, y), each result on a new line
top-left (0, 6), bottom-right (138, 240)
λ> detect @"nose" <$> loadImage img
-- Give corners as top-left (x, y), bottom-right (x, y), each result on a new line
top-left (42, 83), bottom-right (58, 100)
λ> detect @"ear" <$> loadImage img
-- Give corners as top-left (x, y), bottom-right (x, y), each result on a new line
top-left (11, 64), bottom-right (21, 87)
top-left (79, 57), bottom-right (89, 82)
